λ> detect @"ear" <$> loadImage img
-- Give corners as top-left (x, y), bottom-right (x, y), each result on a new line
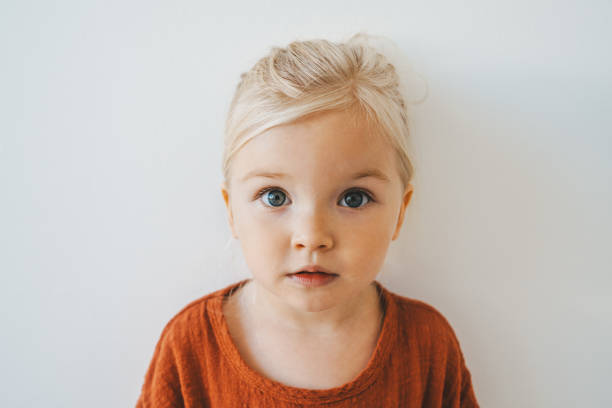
top-left (220, 182), bottom-right (238, 239)
top-left (391, 183), bottom-right (414, 241)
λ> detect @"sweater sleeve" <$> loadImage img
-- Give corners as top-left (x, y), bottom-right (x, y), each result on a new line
top-left (441, 325), bottom-right (479, 408)
top-left (136, 325), bottom-right (185, 408)
top-left (457, 350), bottom-right (479, 407)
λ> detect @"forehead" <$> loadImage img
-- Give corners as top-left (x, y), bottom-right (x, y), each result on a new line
top-left (231, 110), bottom-right (399, 182)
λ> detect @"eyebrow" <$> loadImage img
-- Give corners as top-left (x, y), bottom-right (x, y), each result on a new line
top-left (241, 168), bottom-right (391, 183)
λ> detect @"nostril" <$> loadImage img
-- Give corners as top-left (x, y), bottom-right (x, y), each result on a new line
top-left (291, 235), bottom-right (334, 251)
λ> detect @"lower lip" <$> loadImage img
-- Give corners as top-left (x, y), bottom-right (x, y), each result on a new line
top-left (288, 272), bottom-right (338, 287)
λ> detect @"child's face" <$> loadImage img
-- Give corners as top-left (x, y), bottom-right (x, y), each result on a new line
top-left (221, 109), bottom-right (413, 313)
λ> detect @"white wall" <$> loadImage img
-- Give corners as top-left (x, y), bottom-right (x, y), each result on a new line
top-left (1, 1), bottom-right (610, 407)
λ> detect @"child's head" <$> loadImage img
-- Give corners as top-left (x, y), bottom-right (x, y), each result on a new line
top-left (222, 33), bottom-right (414, 192)
top-left (220, 34), bottom-right (415, 313)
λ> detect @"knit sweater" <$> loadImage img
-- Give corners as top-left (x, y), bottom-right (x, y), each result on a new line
top-left (136, 279), bottom-right (479, 407)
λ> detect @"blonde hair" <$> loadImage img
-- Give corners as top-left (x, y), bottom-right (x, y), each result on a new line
top-left (222, 33), bottom-right (416, 190)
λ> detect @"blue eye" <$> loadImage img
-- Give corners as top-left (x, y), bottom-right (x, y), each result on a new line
top-left (261, 189), bottom-right (287, 207)
top-left (256, 187), bottom-right (374, 209)
top-left (339, 190), bottom-right (372, 208)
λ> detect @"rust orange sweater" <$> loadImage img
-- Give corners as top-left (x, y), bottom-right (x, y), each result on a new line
top-left (136, 280), bottom-right (479, 407)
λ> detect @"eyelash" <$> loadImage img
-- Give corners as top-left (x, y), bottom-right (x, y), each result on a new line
top-left (254, 186), bottom-right (375, 209)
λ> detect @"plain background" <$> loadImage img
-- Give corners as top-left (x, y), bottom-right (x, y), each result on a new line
top-left (1, 0), bottom-right (610, 407)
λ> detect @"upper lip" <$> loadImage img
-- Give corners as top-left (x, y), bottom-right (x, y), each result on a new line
top-left (291, 264), bottom-right (336, 275)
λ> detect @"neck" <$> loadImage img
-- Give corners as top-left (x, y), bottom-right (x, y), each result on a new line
top-left (235, 279), bottom-right (383, 336)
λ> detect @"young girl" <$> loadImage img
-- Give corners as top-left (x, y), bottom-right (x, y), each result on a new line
top-left (136, 34), bottom-right (479, 407)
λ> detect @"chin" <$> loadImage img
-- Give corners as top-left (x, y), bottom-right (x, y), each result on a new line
top-left (285, 293), bottom-right (337, 313)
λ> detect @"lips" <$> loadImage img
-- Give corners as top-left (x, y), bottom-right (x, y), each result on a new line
top-left (288, 271), bottom-right (338, 287)
top-left (290, 264), bottom-right (336, 275)
top-left (292, 271), bottom-right (335, 276)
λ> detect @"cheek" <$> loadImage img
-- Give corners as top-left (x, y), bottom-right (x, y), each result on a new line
top-left (349, 208), bottom-right (397, 244)
top-left (235, 210), bottom-right (287, 271)
top-left (342, 217), bottom-right (394, 267)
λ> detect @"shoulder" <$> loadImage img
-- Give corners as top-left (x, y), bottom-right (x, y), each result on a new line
top-left (137, 282), bottom-right (247, 406)
top-left (382, 286), bottom-right (463, 351)
top-left (378, 284), bottom-right (480, 406)
top-left (156, 280), bottom-right (247, 347)
top-left (388, 288), bottom-right (454, 329)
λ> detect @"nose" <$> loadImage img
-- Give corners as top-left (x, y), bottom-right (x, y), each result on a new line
top-left (290, 208), bottom-right (334, 252)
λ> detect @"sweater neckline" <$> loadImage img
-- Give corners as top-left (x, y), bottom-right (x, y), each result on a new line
top-left (209, 279), bottom-right (398, 404)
